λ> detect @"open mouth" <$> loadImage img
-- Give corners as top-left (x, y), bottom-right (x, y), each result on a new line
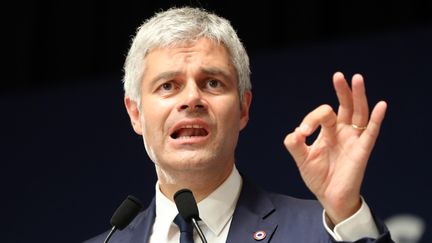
top-left (170, 125), bottom-right (209, 139)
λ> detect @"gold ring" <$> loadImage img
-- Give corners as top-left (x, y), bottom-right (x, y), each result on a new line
top-left (351, 124), bottom-right (367, 130)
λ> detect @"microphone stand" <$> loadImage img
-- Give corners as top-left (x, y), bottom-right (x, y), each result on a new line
top-left (103, 226), bottom-right (117, 243)
top-left (191, 218), bottom-right (207, 243)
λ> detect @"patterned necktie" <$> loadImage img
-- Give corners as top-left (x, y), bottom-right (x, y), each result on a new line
top-left (173, 214), bottom-right (195, 243)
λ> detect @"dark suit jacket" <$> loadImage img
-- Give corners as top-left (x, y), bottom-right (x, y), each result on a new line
top-left (83, 179), bottom-right (393, 243)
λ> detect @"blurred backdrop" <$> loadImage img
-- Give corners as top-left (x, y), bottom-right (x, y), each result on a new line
top-left (5, 1), bottom-right (432, 242)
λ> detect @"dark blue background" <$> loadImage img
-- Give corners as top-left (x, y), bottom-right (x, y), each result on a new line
top-left (4, 2), bottom-right (431, 243)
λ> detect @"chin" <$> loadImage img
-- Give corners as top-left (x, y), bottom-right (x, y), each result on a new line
top-left (161, 152), bottom-right (221, 171)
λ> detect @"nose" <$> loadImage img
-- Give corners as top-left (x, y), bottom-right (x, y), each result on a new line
top-left (177, 82), bottom-right (207, 113)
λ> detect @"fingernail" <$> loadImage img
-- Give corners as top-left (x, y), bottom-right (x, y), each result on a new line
top-left (300, 124), bottom-right (310, 133)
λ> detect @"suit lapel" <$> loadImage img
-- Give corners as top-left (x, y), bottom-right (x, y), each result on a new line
top-left (128, 197), bottom-right (156, 243)
top-left (226, 179), bottom-right (278, 243)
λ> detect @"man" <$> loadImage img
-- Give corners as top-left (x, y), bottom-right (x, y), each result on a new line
top-left (85, 7), bottom-right (392, 243)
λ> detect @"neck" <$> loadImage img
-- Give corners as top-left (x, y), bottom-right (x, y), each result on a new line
top-left (156, 163), bottom-right (234, 202)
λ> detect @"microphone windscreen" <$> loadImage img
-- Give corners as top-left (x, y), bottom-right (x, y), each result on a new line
top-left (110, 195), bottom-right (143, 230)
top-left (173, 189), bottom-right (199, 222)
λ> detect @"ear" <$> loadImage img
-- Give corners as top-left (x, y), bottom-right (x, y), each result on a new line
top-left (124, 96), bottom-right (143, 135)
top-left (239, 90), bottom-right (252, 131)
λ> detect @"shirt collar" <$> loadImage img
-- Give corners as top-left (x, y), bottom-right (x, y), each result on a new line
top-left (154, 166), bottom-right (242, 236)
top-left (154, 182), bottom-right (179, 232)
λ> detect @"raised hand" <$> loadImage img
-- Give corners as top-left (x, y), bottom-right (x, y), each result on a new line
top-left (284, 72), bottom-right (387, 224)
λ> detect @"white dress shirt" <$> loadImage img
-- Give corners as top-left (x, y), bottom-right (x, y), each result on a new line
top-left (149, 166), bottom-right (379, 242)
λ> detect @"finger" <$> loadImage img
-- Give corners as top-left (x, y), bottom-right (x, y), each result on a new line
top-left (333, 72), bottom-right (353, 124)
top-left (351, 74), bottom-right (369, 128)
top-left (299, 104), bottom-right (338, 138)
top-left (284, 127), bottom-right (309, 166)
top-left (359, 101), bottom-right (387, 152)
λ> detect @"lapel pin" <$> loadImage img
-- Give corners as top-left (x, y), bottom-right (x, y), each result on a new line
top-left (253, 230), bottom-right (266, 241)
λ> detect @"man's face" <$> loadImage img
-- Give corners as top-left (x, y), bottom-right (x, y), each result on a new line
top-left (125, 38), bottom-right (251, 174)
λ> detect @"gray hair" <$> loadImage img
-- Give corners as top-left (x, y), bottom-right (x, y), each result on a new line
top-left (123, 7), bottom-right (251, 105)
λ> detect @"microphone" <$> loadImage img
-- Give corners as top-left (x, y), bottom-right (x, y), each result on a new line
top-left (104, 195), bottom-right (143, 243)
top-left (174, 189), bottom-right (208, 243)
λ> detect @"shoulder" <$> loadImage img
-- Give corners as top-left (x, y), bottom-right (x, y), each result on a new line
top-left (82, 230), bottom-right (108, 243)
top-left (240, 177), bottom-right (322, 214)
top-left (266, 190), bottom-right (324, 223)
top-left (235, 179), bottom-right (330, 241)
top-left (239, 178), bottom-right (324, 221)
top-left (82, 210), bottom-right (148, 243)
top-left (268, 190), bottom-right (322, 213)
top-left (82, 198), bottom-right (156, 243)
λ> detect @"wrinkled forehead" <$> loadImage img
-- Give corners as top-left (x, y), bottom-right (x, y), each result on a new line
top-left (148, 37), bottom-right (231, 56)
top-left (144, 37), bottom-right (237, 71)
top-left (145, 38), bottom-right (235, 74)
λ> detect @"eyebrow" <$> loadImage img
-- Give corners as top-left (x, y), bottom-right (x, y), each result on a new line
top-left (149, 67), bottom-right (233, 86)
top-left (149, 71), bottom-right (182, 86)
top-left (200, 67), bottom-right (233, 82)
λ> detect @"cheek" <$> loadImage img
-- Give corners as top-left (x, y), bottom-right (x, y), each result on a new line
top-left (141, 99), bottom-right (175, 139)
top-left (216, 97), bottom-right (242, 129)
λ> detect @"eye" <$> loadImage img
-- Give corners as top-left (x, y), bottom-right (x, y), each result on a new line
top-left (207, 79), bottom-right (221, 89)
top-left (156, 81), bottom-right (179, 95)
top-left (161, 82), bottom-right (173, 91)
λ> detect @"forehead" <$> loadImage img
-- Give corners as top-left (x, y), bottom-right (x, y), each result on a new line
top-left (144, 38), bottom-right (235, 72)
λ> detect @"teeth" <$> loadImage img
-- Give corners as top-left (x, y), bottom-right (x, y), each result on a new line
top-left (178, 136), bottom-right (193, 139)
top-left (182, 124), bottom-right (203, 128)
